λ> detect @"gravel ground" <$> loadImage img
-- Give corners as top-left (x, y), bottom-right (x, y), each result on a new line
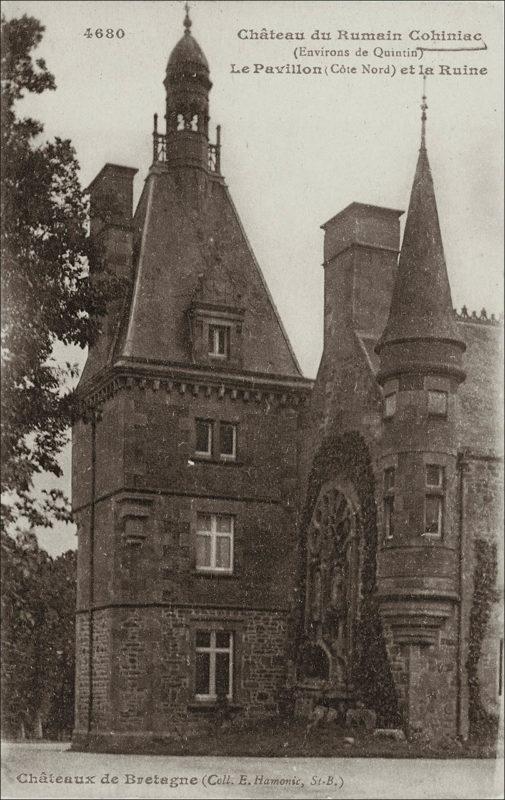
top-left (1, 742), bottom-right (503, 800)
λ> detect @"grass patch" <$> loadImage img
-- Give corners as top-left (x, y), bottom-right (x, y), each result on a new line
top-left (100, 717), bottom-right (500, 759)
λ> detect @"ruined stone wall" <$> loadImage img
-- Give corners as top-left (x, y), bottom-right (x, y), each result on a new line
top-left (462, 456), bottom-right (503, 727)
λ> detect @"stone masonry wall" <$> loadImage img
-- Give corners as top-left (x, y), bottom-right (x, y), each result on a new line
top-left (157, 607), bottom-right (288, 721)
top-left (382, 610), bottom-right (459, 739)
top-left (74, 611), bottom-right (113, 736)
top-left (74, 613), bottom-right (89, 735)
top-left (75, 605), bottom-right (288, 745)
top-left (91, 610), bottom-right (113, 730)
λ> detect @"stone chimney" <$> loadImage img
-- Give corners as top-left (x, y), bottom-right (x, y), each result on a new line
top-left (321, 203), bottom-right (403, 345)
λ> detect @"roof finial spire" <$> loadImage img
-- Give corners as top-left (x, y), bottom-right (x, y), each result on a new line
top-left (420, 76), bottom-right (428, 150)
top-left (183, 1), bottom-right (192, 34)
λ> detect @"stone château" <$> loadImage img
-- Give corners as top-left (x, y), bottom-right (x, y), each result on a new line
top-left (72, 10), bottom-right (503, 751)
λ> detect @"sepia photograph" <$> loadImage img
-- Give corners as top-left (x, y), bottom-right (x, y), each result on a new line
top-left (1, 1), bottom-right (503, 798)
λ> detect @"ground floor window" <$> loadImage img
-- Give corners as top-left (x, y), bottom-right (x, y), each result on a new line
top-left (195, 630), bottom-right (233, 701)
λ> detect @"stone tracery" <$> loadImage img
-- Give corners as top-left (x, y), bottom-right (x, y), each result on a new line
top-left (301, 481), bottom-right (359, 692)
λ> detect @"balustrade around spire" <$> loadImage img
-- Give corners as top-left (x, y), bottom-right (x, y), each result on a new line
top-left (152, 116), bottom-right (222, 174)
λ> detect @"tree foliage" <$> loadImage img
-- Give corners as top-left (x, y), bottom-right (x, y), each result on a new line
top-left (1, 14), bottom-right (118, 530)
top-left (1, 530), bottom-right (76, 738)
top-left (466, 539), bottom-right (499, 741)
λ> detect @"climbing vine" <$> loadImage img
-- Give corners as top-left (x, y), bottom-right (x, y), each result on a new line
top-left (293, 430), bottom-right (400, 726)
top-left (466, 539), bottom-right (499, 740)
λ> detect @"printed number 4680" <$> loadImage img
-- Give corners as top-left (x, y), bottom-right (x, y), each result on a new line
top-left (84, 28), bottom-right (125, 39)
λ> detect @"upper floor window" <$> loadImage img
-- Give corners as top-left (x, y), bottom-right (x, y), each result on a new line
top-left (195, 418), bottom-right (213, 458)
top-left (220, 422), bottom-right (237, 461)
top-left (195, 630), bottom-right (233, 701)
top-left (209, 325), bottom-right (229, 358)
top-left (383, 467), bottom-right (395, 540)
top-left (384, 392), bottom-right (397, 419)
top-left (424, 465), bottom-right (444, 537)
top-left (196, 513), bottom-right (234, 573)
top-left (194, 419), bottom-right (238, 462)
top-left (428, 390), bottom-right (448, 417)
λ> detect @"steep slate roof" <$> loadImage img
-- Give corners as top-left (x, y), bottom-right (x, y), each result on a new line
top-left (113, 168), bottom-right (302, 378)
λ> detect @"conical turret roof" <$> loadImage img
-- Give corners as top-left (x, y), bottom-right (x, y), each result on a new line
top-left (377, 108), bottom-right (463, 351)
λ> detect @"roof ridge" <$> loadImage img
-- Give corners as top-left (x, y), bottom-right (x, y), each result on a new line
top-left (221, 184), bottom-right (303, 377)
top-left (454, 306), bottom-right (503, 326)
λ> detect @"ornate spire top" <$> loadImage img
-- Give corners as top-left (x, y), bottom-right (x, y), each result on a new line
top-left (420, 76), bottom-right (428, 150)
top-left (166, 1), bottom-right (210, 72)
top-left (183, 2), bottom-right (192, 34)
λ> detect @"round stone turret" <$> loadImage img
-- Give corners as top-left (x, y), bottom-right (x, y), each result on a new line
top-left (375, 95), bottom-right (467, 740)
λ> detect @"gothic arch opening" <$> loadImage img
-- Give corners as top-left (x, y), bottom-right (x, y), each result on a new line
top-left (294, 431), bottom-right (400, 722)
top-left (299, 479), bottom-right (360, 693)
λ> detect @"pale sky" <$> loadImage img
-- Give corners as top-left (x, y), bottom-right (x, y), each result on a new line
top-left (3, 0), bottom-right (503, 554)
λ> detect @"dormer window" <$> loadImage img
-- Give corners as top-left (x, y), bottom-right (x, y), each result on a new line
top-left (209, 324), bottom-right (229, 358)
top-left (188, 303), bottom-right (244, 368)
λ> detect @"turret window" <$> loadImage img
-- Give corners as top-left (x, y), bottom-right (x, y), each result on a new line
top-left (428, 390), bottom-right (448, 417)
top-left (424, 465), bottom-right (444, 536)
top-left (384, 392), bottom-right (397, 418)
top-left (383, 467), bottom-right (395, 540)
top-left (426, 464), bottom-right (443, 488)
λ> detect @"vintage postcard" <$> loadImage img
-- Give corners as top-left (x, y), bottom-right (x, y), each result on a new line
top-left (1, 1), bottom-right (503, 798)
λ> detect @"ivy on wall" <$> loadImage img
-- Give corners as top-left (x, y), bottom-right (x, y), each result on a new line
top-left (466, 538), bottom-right (499, 740)
top-left (293, 430), bottom-right (400, 726)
